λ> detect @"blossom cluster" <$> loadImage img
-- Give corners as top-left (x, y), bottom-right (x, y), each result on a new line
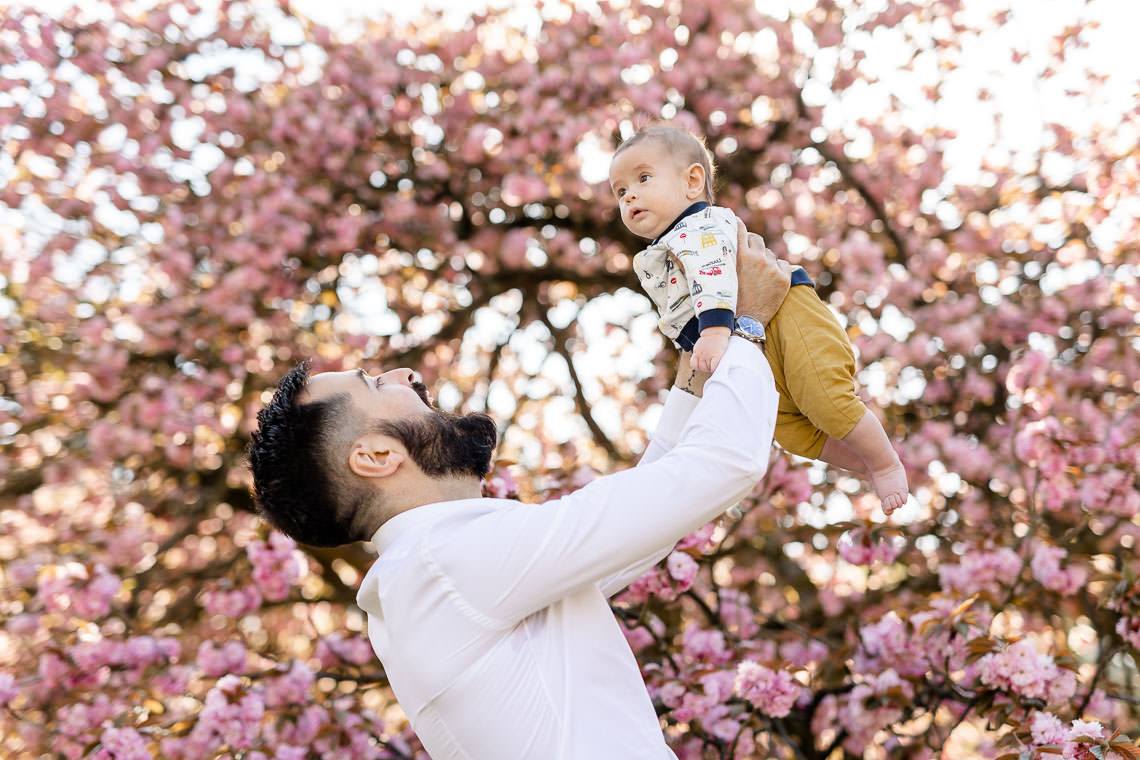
top-left (247, 532), bottom-right (304, 602)
top-left (975, 639), bottom-right (1077, 704)
top-left (734, 661), bottom-right (803, 717)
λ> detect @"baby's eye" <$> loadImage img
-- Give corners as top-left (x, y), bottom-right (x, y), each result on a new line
top-left (639, 173), bottom-right (650, 182)
top-left (615, 187), bottom-right (626, 198)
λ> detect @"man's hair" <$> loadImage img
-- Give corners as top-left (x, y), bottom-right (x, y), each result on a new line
top-left (247, 361), bottom-right (373, 547)
top-left (614, 123), bottom-right (717, 203)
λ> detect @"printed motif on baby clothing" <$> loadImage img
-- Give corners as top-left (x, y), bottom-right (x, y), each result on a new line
top-left (631, 205), bottom-right (740, 345)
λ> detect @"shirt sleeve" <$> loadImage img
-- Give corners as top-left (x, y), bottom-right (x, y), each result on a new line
top-left (639, 386), bottom-right (700, 465)
top-left (595, 386), bottom-right (701, 597)
top-left (424, 339), bottom-right (777, 627)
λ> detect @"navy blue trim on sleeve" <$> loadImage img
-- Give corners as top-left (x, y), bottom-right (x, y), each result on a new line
top-left (676, 318), bottom-right (701, 352)
top-left (697, 308), bottom-right (735, 332)
top-left (791, 268), bottom-right (814, 287)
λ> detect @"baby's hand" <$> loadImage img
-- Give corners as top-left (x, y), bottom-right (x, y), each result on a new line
top-left (692, 330), bottom-right (730, 373)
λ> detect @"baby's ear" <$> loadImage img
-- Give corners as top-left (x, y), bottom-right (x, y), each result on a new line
top-left (684, 162), bottom-right (707, 199)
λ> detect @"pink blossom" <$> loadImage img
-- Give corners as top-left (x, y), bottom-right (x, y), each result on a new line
top-left (940, 546), bottom-right (1022, 595)
top-left (621, 624), bottom-right (654, 654)
top-left (681, 625), bottom-right (731, 665)
top-left (1030, 542), bottom-right (1087, 596)
top-left (718, 588), bottom-right (759, 638)
top-left (93, 726), bottom-right (151, 760)
top-left (675, 522), bottom-right (717, 553)
top-left (1068, 719), bottom-right (1105, 741)
top-left (265, 659), bottom-right (315, 709)
top-left (186, 675), bottom-right (265, 752)
top-left (1116, 617), bottom-right (1140, 650)
top-left (622, 567), bottom-right (677, 603)
top-left (501, 172), bottom-right (549, 206)
top-left (836, 675), bottom-right (908, 752)
top-left (780, 639), bottom-right (830, 668)
top-left (201, 584), bottom-right (263, 617)
top-left (666, 551), bottom-right (699, 588)
top-left (247, 532), bottom-right (302, 602)
top-left (734, 661), bottom-right (802, 717)
top-left (0, 673), bottom-right (16, 707)
top-left (278, 705), bottom-right (326, 746)
top-left (483, 465), bottom-right (518, 498)
top-left (196, 640), bottom-right (248, 677)
top-left (1029, 710), bottom-right (1068, 745)
top-left (838, 529), bottom-right (903, 566)
top-left (976, 639), bottom-right (1077, 704)
top-left (154, 665), bottom-right (192, 698)
top-left (670, 690), bottom-right (719, 723)
top-left (1014, 417), bottom-right (1066, 472)
top-left (699, 670), bottom-right (737, 704)
top-left (316, 632), bottom-right (375, 668)
top-left (708, 717), bottom-right (741, 743)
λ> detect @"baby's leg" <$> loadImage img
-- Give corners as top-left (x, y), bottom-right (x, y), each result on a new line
top-left (818, 436), bottom-right (869, 477)
top-left (840, 411), bottom-right (907, 515)
top-left (768, 286), bottom-right (907, 515)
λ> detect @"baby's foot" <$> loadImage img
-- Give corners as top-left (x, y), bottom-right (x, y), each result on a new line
top-left (871, 462), bottom-right (909, 516)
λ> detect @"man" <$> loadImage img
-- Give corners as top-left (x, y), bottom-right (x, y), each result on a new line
top-left (248, 222), bottom-right (792, 759)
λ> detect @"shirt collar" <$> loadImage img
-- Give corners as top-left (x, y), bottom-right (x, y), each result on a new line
top-left (652, 201), bottom-right (709, 245)
top-left (369, 498), bottom-right (490, 553)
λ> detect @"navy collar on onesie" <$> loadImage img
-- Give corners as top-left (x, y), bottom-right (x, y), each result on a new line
top-left (652, 201), bottom-right (709, 245)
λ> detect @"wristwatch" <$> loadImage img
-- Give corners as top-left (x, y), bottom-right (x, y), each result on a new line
top-left (733, 314), bottom-right (766, 345)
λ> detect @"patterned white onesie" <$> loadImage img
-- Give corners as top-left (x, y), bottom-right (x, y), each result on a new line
top-left (631, 203), bottom-right (738, 351)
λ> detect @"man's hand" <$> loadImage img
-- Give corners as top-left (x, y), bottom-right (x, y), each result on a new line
top-left (691, 328), bottom-right (730, 374)
top-left (735, 219), bottom-right (793, 325)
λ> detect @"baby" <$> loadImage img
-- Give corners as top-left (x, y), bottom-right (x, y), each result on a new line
top-left (609, 124), bottom-right (908, 515)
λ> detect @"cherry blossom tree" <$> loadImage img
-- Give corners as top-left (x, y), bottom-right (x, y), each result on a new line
top-left (1, 0), bottom-right (1138, 757)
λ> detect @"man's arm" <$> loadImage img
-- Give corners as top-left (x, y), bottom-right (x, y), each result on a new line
top-left (425, 339), bottom-right (778, 627)
top-left (594, 351), bottom-right (711, 596)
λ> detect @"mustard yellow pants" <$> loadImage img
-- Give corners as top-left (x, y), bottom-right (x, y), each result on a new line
top-left (765, 285), bottom-right (868, 459)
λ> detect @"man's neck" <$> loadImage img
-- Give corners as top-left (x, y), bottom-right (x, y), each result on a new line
top-left (375, 475), bottom-right (483, 530)
top-left (419, 475), bottom-right (484, 504)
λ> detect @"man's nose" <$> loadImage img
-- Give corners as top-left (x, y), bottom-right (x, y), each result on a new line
top-left (379, 368), bottom-right (416, 386)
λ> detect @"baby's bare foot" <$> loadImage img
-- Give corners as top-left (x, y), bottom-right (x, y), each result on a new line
top-left (871, 462), bottom-right (908, 516)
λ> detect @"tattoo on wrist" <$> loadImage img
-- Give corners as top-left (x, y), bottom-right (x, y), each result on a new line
top-left (678, 367), bottom-right (699, 395)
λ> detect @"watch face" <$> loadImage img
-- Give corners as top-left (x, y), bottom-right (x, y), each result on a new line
top-left (736, 315), bottom-right (764, 339)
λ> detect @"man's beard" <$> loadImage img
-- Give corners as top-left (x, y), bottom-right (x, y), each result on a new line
top-left (377, 409), bottom-right (497, 480)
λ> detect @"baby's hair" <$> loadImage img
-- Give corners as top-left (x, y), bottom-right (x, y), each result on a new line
top-left (614, 123), bottom-right (717, 202)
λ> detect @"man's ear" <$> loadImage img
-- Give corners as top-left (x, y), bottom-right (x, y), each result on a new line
top-left (347, 434), bottom-right (406, 479)
top-left (683, 162), bottom-right (706, 200)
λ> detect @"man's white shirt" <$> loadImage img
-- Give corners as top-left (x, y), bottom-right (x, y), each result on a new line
top-left (355, 339), bottom-right (777, 759)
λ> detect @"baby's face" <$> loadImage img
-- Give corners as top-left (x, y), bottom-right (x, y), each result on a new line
top-left (609, 140), bottom-right (699, 240)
